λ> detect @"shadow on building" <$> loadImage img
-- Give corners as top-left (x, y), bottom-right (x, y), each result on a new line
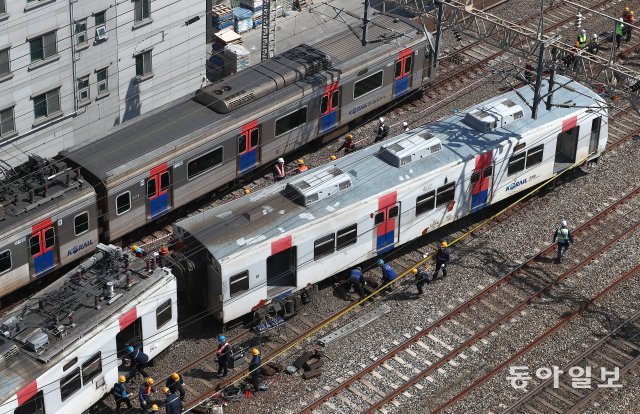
top-left (122, 77), bottom-right (142, 123)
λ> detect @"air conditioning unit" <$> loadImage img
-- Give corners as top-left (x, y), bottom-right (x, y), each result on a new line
top-left (95, 25), bottom-right (108, 41)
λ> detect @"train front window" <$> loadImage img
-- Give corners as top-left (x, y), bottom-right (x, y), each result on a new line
top-left (320, 95), bottom-right (329, 113)
top-left (404, 55), bottom-right (413, 75)
top-left (29, 236), bottom-right (40, 255)
top-left (331, 90), bottom-right (340, 110)
top-left (147, 178), bottom-right (156, 198)
top-left (238, 135), bottom-right (247, 154)
top-left (44, 228), bottom-right (55, 249)
top-left (250, 129), bottom-right (259, 148)
top-left (395, 61), bottom-right (402, 78)
top-left (160, 172), bottom-right (170, 192)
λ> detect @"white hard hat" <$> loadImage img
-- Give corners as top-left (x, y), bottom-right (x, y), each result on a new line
top-left (561, 220), bottom-right (568, 227)
top-left (592, 33), bottom-right (598, 39)
top-left (277, 157), bottom-right (284, 163)
top-left (379, 117), bottom-right (385, 123)
top-left (620, 17), bottom-right (624, 22)
top-left (402, 122), bottom-right (408, 127)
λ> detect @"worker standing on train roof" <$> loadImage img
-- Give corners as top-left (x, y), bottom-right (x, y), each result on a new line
top-left (349, 266), bottom-right (366, 299)
top-left (249, 348), bottom-right (268, 391)
top-left (377, 259), bottom-right (397, 292)
top-left (412, 267), bottom-right (433, 295)
top-left (402, 122), bottom-right (410, 132)
top-left (553, 220), bottom-right (574, 263)
top-left (524, 60), bottom-right (535, 84)
top-left (296, 159), bottom-right (308, 173)
top-left (166, 372), bottom-right (186, 401)
top-left (138, 377), bottom-right (156, 414)
top-left (433, 242), bottom-right (450, 280)
top-left (337, 134), bottom-right (356, 154)
top-left (216, 334), bottom-right (230, 377)
top-left (624, 10), bottom-right (634, 42)
top-left (576, 29), bottom-right (587, 49)
top-left (375, 117), bottom-right (389, 142)
top-left (164, 386), bottom-right (184, 414)
top-left (273, 157), bottom-right (286, 182)
top-left (616, 18), bottom-right (625, 50)
top-left (127, 344), bottom-right (150, 378)
top-left (113, 375), bottom-right (133, 413)
top-left (587, 33), bottom-right (599, 55)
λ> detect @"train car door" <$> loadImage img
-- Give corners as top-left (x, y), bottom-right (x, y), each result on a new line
top-left (147, 163), bottom-right (172, 219)
top-left (238, 120), bottom-right (260, 174)
top-left (319, 82), bottom-right (340, 133)
top-left (470, 152), bottom-right (494, 212)
top-left (554, 115), bottom-right (579, 172)
top-left (30, 218), bottom-right (57, 276)
top-left (373, 192), bottom-right (400, 254)
top-left (267, 236), bottom-right (296, 294)
top-left (394, 48), bottom-right (413, 97)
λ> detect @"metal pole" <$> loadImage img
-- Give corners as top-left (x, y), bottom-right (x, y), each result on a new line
top-left (433, 0), bottom-right (445, 71)
top-left (531, 0), bottom-right (545, 119)
top-left (546, 47), bottom-right (558, 110)
top-left (362, 0), bottom-right (370, 47)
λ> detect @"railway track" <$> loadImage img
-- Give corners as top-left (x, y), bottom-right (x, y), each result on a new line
top-left (299, 184), bottom-right (640, 413)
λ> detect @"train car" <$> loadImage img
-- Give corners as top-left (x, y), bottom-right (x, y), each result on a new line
top-left (172, 75), bottom-right (608, 323)
top-left (62, 13), bottom-right (434, 242)
top-left (0, 244), bottom-right (177, 414)
top-left (0, 156), bottom-right (99, 299)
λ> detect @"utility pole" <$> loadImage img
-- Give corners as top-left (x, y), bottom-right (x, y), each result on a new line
top-left (531, 0), bottom-right (545, 119)
top-left (433, 0), bottom-right (445, 73)
top-left (261, 0), bottom-right (277, 61)
top-left (362, 0), bottom-right (370, 47)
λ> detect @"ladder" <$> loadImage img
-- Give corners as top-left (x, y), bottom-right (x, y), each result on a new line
top-left (261, 0), bottom-right (277, 61)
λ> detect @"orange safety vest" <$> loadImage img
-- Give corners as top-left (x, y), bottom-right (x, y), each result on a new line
top-left (298, 165), bottom-right (308, 172)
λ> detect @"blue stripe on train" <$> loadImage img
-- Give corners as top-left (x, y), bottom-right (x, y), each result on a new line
top-left (395, 76), bottom-right (410, 96)
top-left (34, 250), bottom-right (55, 276)
top-left (471, 189), bottom-right (488, 212)
top-left (321, 111), bottom-right (338, 132)
top-left (239, 149), bottom-right (257, 174)
top-left (376, 231), bottom-right (395, 253)
top-left (150, 193), bottom-right (170, 218)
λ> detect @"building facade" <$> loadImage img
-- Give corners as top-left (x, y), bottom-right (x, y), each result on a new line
top-left (0, 0), bottom-right (206, 167)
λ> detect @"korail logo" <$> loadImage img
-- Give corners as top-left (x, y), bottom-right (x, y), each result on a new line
top-left (506, 178), bottom-right (528, 191)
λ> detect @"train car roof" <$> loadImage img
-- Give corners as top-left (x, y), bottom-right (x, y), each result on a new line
top-left (0, 244), bottom-right (173, 405)
top-left (62, 14), bottom-right (425, 183)
top-left (175, 76), bottom-right (605, 261)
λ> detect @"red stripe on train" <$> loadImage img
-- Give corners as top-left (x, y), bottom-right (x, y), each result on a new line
top-left (119, 308), bottom-right (137, 331)
top-left (271, 235), bottom-right (293, 255)
top-left (17, 381), bottom-right (37, 406)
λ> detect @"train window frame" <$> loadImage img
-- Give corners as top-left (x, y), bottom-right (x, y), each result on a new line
top-left (115, 191), bottom-right (132, 216)
top-left (507, 152), bottom-right (526, 176)
top-left (470, 171), bottom-right (480, 184)
top-left (435, 182), bottom-right (456, 207)
top-left (404, 55), bottom-right (413, 75)
top-left (160, 171), bottom-right (170, 192)
top-left (388, 206), bottom-right (399, 219)
top-left (74, 211), bottom-right (89, 236)
top-left (374, 212), bottom-right (385, 225)
top-left (44, 228), bottom-right (55, 249)
top-left (331, 90), bottom-right (340, 110)
top-left (336, 224), bottom-right (357, 250)
top-left (60, 367), bottom-right (81, 401)
top-left (250, 129), bottom-right (259, 148)
top-left (229, 270), bottom-right (249, 298)
top-left (0, 250), bottom-right (11, 274)
top-left (29, 235), bottom-right (40, 256)
top-left (320, 95), bottom-right (329, 114)
top-left (146, 178), bottom-right (157, 199)
top-left (314, 233), bottom-right (335, 260)
top-left (156, 299), bottom-right (172, 328)
top-left (63, 357), bottom-right (78, 372)
top-left (416, 191), bottom-right (435, 216)
top-left (14, 390), bottom-right (45, 414)
top-left (394, 61), bottom-right (402, 78)
top-left (187, 146), bottom-right (224, 180)
top-left (238, 135), bottom-right (247, 154)
top-left (81, 352), bottom-right (102, 384)
top-left (525, 144), bottom-right (544, 168)
top-left (275, 107), bottom-right (308, 137)
top-left (353, 70), bottom-right (383, 100)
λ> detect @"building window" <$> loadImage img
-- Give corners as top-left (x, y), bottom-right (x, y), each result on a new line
top-left (229, 271), bottom-right (249, 298)
top-left (435, 182), bottom-right (455, 207)
top-left (0, 48), bottom-right (9, 76)
top-left (81, 352), bottom-right (102, 384)
top-left (0, 107), bottom-right (15, 137)
top-left (30, 31), bottom-right (57, 63)
top-left (0, 250), bottom-right (11, 274)
top-left (60, 367), bottom-right (81, 401)
top-left (187, 147), bottom-right (223, 179)
top-left (314, 233), bottom-right (335, 260)
top-left (78, 76), bottom-right (90, 103)
top-left (33, 89), bottom-right (61, 120)
top-left (416, 190), bottom-right (435, 216)
top-left (156, 299), bottom-right (172, 328)
top-left (354, 70), bottom-right (383, 99)
top-left (116, 192), bottom-right (131, 215)
top-left (0, 0), bottom-right (5, 15)
top-left (275, 107), bottom-right (307, 136)
top-left (97, 68), bottom-right (108, 94)
top-left (336, 224), bottom-right (357, 250)
top-left (94, 11), bottom-right (108, 41)
top-left (134, 0), bottom-right (151, 22)
top-left (75, 20), bottom-right (87, 45)
top-left (74, 212), bottom-right (89, 236)
top-left (507, 152), bottom-right (526, 176)
top-left (135, 50), bottom-right (152, 77)
top-left (13, 391), bottom-right (45, 414)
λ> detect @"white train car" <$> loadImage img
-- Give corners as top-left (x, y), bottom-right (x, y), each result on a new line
top-left (173, 75), bottom-right (607, 323)
top-left (0, 244), bottom-right (178, 414)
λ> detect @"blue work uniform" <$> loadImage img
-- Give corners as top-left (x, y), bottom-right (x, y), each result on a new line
top-left (112, 382), bottom-right (132, 412)
top-left (249, 354), bottom-right (262, 389)
top-left (165, 392), bottom-right (183, 414)
top-left (381, 264), bottom-right (397, 283)
top-left (433, 248), bottom-right (450, 279)
top-left (138, 384), bottom-right (155, 414)
top-left (349, 268), bottom-right (366, 299)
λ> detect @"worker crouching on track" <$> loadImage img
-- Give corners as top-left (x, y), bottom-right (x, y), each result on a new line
top-left (273, 158), bottom-right (286, 182)
top-left (166, 372), bottom-right (186, 401)
top-left (296, 159), bottom-right (308, 173)
top-left (553, 220), bottom-right (574, 263)
top-left (412, 267), bottom-right (433, 295)
top-left (138, 377), bottom-right (156, 414)
top-left (164, 386), bottom-right (184, 414)
top-left (216, 334), bottom-right (230, 377)
top-left (377, 259), bottom-right (397, 292)
top-left (150, 403), bottom-right (160, 413)
top-left (349, 266), bottom-right (366, 299)
top-left (433, 242), bottom-right (450, 280)
top-left (336, 134), bottom-right (356, 154)
top-left (249, 348), bottom-right (269, 391)
top-left (375, 117), bottom-right (390, 142)
top-left (113, 375), bottom-right (133, 412)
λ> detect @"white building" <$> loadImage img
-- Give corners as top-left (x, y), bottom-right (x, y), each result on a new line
top-left (0, 0), bottom-right (206, 167)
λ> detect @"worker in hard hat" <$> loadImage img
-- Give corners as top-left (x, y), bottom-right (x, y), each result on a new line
top-left (412, 267), bottom-right (433, 295)
top-left (113, 375), bottom-right (133, 412)
top-left (273, 157), bottom-right (286, 182)
top-left (375, 117), bottom-right (390, 142)
top-left (296, 159), bottom-right (308, 173)
top-left (587, 33), bottom-right (599, 55)
top-left (127, 344), bottom-right (150, 378)
top-left (553, 220), bottom-right (574, 263)
top-left (138, 377), bottom-right (156, 414)
top-left (166, 372), bottom-right (186, 401)
top-left (624, 10), bottom-right (635, 41)
top-left (576, 29), bottom-right (587, 49)
top-left (249, 348), bottom-right (268, 391)
top-left (402, 121), bottom-right (410, 132)
top-left (377, 259), bottom-right (397, 292)
top-left (337, 134), bottom-right (356, 154)
top-left (433, 242), bottom-right (450, 280)
top-left (524, 60), bottom-right (535, 84)
top-left (216, 334), bottom-right (230, 377)
top-left (164, 386), bottom-right (184, 414)
top-left (616, 17), bottom-right (625, 50)
top-left (150, 403), bottom-right (160, 414)
top-left (349, 266), bottom-right (366, 299)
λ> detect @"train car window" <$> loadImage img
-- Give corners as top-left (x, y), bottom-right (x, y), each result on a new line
top-left (250, 129), bottom-right (259, 148)
top-left (187, 147), bottom-right (223, 180)
top-left (484, 166), bottom-right (493, 177)
top-left (374, 212), bottom-right (385, 225)
top-left (229, 271), bottom-right (249, 297)
top-left (394, 61), bottom-right (402, 78)
top-left (388, 206), bottom-right (399, 219)
top-left (74, 212), bottom-right (89, 236)
top-left (354, 70), bottom-right (383, 99)
top-left (525, 145), bottom-right (544, 168)
top-left (436, 183), bottom-right (456, 207)
top-left (314, 233), bottom-right (335, 260)
top-left (331, 90), bottom-right (340, 110)
top-left (320, 95), bottom-right (329, 113)
top-left (29, 236), bottom-right (40, 255)
top-left (60, 367), bottom-right (81, 401)
top-left (238, 135), bottom-right (247, 154)
top-left (0, 250), bottom-right (11, 274)
top-left (275, 107), bottom-right (307, 136)
top-left (146, 178), bottom-right (156, 199)
top-left (507, 152), bottom-right (526, 176)
top-left (44, 228), bottom-right (55, 249)
top-left (116, 192), bottom-right (131, 215)
top-left (513, 142), bottom-right (526, 152)
top-left (160, 172), bottom-right (170, 192)
top-left (470, 172), bottom-right (480, 184)
top-left (81, 352), bottom-right (102, 384)
top-left (14, 390), bottom-right (45, 414)
top-left (63, 357), bottom-right (78, 372)
top-left (416, 191), bottom-right (435, 216)
top-left (336, 224), bottom-right (357, 250)
top-left (404, 55), bottom-right (413, 75)
top-left (156, 299), bottom-right (172, 328)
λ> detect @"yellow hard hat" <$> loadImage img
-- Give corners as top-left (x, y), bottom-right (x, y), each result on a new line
top-left (441, 241), bottom-right (448, 248)
top-left (346, 134), bottom-right (353, 140)
top-left (297, 159), bottom-right (305, 165)
top-left (132, 245), bottom-right (138, 251)
top-left (162, 386), bottom-right (170, 393)
top-left (151, 404), bottom-right (159, 411)
top-left (625, 7), bottom-right (630, 12)
top-left (411, 268), bottom-right (418, 274)
top-left (251, 347), bottom-right (260, 356)
top-left (119, 375), bottom-right (126, 383)
top-left (146, 377), bottom-right (154, 385)
top-left (171, 373), bottom-right (180, 381)
top-left (631, 10), bottom-right (635, 15)
top-left (329, 155), bottom-right (337, 160)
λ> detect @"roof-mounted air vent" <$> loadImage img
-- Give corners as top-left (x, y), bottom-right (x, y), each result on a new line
top-left (464, 99), bottom-right (524, 132)
top-left (378, 132), bottom-right (442, 167)
top-left (285, 166), bottom-right (352, 206)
